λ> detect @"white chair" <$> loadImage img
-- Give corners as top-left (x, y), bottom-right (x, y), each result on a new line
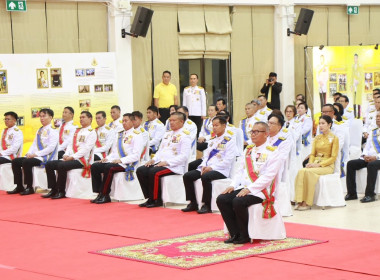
top-left (355, 169), bottom-right (380, 195)
top-left (110, 171), bottom-right (145, 201)
top-left (349, 119), bottom-right (363, 160)
top-left (65, 169), bottom-right (95, 199)
top-left (32, 166), bottom-right (48, 190)
top-left (161, 175), bottom-right (187, 205)
top-left (314, 154), bottom-right (346, 208)
top-left (0, 163), bottom-right (15, 191)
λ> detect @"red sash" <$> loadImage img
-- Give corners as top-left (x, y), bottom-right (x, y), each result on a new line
top-left (73, 128), bottom-right (91, 178)
top-left (59, 122), bottom-right (66, 145)
top-left (245, 146), bottom-right (277, 219)
top-left (1, 128), bottom-right (14, 160)
top-left (140, 146), bottom-right (147, 160)
top-left (95, 127), bottom-right (106, 158)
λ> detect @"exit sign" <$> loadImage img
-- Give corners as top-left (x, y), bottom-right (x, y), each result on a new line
top-left (6, 0), bottom-right (27, 11)
top-left (347, 6), bottom-right (359, 15)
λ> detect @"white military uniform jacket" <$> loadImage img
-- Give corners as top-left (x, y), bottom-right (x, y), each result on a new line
top-left (145, 118), bottom-right (165, 151)
top-left (27, 124), bottom-right (59, 162)
top-left (256, 106), bottom-right (272, 122)
top-left (137, 125), bottom-right (150, 162)
top-left (343, 106), bottom-right (354, 125)
top-left (64, 126), bottom-right (97, 164)
top-left (182, 85), bottom-right (206, 117)
top-left (198, 131), bottom-right (237, 177)
top-left (109, 117), bottom-right (123, 132)
top-left (239, 115), bottom-right (260, 142)
top-left (362, 127), bottom-right (380, 159)
top-left (364, 101), bottom-right (375, 121)
top-left (227, 123), bottom-right (244, 157)
top-left (94, 125), bottom-right (115, 160)
top-left (164, 119), bottom-right (171, 132)
top-left (199, 117), bottom-right (215, 140)
top-left (0, 125), bottom-right (23, 160)
top-left (58, 120), bottom-right (77, 152)
top-left (295, 113), bottom-right (313, 148)
top-left (153, 127), bottom-right (192, 175)
top-left (183, 119), bottom-right (198, 146)
top-left (107, 127), bottom-right (144, 168)
top-left (363, 109), bottom-right (378, 134)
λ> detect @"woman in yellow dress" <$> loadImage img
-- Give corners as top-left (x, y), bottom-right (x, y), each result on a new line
top-left (294, 115), bottom-right (339, 210)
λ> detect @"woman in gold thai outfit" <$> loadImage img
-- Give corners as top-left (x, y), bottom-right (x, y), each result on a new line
top-left (294, 115), bottom-right (339, 210)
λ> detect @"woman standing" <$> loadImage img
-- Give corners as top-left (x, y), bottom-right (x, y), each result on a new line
top-left (295, 103), bottom-right (313, 163)
top-left (294, 115), bottom-right (339, 210)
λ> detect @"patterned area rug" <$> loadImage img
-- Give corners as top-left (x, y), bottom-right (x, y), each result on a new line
top-left (91, 230), bottom-right (327, 270)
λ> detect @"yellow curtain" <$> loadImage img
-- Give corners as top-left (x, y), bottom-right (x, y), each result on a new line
top-left (11, 2), bottom-right (47, 53)
top-left (46, 2), bottom-right (79, 53)
top-left (78, 2), bottom-right (108, 52)
top-left (369, 6), bottom-right (380, 43)
top-left (131, 4), bottom-right (153, 114)
top-left (178, 5), bottom-right (205, 34)
top-left (204, 6), bottom-right (232, 34)
top-left (178, 34), bottom-right (205, 52)
top-left (0, 0), bottom-right (12, 53)
top-left (328, 6), bottom-right (349, 46)
top-left (204, 33), bottom-right (230, 58)
top-left (151, 4), bottom-right (179, 96)
top-left (349, 6), bottom-right (370, 45)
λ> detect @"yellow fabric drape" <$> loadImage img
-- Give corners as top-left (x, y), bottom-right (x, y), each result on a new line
top-left (46, 2), bottom-right (79, 53)
top-left (131, 4), bottom-right (153, 114)
top-left (78, 2), bottom-right (108, 52)
top-left (178, 34), bottom-right (205, 52)
top-left (369, 6), bottom-right (380, 43)
top-left (328, 6), bottom-right (349, 46)
top-left (205, 34), bottom-right (230, 52)
top-left (0, 0), bottom-right (12, 53)
top-left (204, 6), bottom-right (232, 34)
top-left (178, 5), bottom-right (205, 34)
top-left (11, 2), bottom-right (47, 53)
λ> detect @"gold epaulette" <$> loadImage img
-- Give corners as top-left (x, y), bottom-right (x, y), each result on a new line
top-left (242, 117), bottom-right (247, 120)
top-left (119, 119), bottom-right (122, 123)
top-left (183, 129), bottom-right (190, 135)
top-left (140, 127), bottom-right (146, 132)
top-left (279, 136), bottom-right (286, 141)
top-left (198, 86), bottom-right (204, 89)
top-left (14, 128), bottom-right (19, 131)
top-left (246, 144), bottom-right (255, 149)
top-left (185, 86), bottom-right (190, 89)
top-left (227, 130), bottom-right (234, 136)
top-left (187, 120), bottom-right (192, 124)
top-left (267, 108), bottom-right (272, 111)
top-left (105, 126), bottom-right (111, 130)
top-left (343, 116), bottom-right (348, 120)
top-left (347, 108), bottom-right (353, 112)
top-left (88, 128), bottom-right (93, 132)
top-left (133, 129), bottom-right (141, 134)
top-left (260, 111), bottom-right (265, 115)
top-left (157, 119), bottom-right (163, 124)
top-left (266, 146), bottom-right (277, 151)
top-left (228, 124), bottom-right (234, 127)
top-left (255, 117), bottom-right (260, 121)
top-left (282, 128), bottom-right (288, 133)
top-left (224, 136), bottom-right (231, 141)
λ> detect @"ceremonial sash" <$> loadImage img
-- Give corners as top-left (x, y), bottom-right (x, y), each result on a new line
top-left (95, 127), bottom-right (107, 158)
top-left (340, 150), bottom-right (345, 178)
top-left (245, 146), bottom-right (276, 219)
top-left (203, 118), bottom-right (211, 135)
top-left (372, 129), bottom-right (380, 153)
top-left (73, 128), bottom-right (91, 178)
top-left (166, 121), bottom-right (170, 131)
top-left (1, 128), bottom-right (15, 160)
top-left (109, 121), bottom-right (114, 128)
top-left (37, 127), bottom-right (57, 167)
top-left (206, 137), bottom-right (229, 164)
top-left (58, 122), bottom-right (66, 145)
top-left (117, 131), bottom-right (138, 181)
top-left (242, 118), bottom-right (249, 141)
top-left (302, 130), bottom-right (311, 147)
top-left (140, 146), bottom-right (147, 160)
top-left (144, 121), bottom-right (149, 132)
top-left (272, 138), bottom-right (284, 147)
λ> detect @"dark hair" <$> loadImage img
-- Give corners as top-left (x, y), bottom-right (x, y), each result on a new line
top-left (169, 105), bottom-right (178, 112)
top-left (258, 94), bottom-right (267, 100)
top-left (190, 73), bottom-right (198, 79)
top-left (333, 102), bottom-right (344, 116)
top-left (340, 95), bottom-right (349, 103)
top-left (4, 111), bottom-right (18, 121)
top-left (64, 106), bottom-right (74, 114)
top-left (123, 113), bottom-right (135, 121)
top-left (96, 111), bottom-right (106, 118)
top-left (177, 106), bottom-right (189, 114)
top-left (131, 111), bottom-right (143, 119)
top-left (322, 104), bottom-right (335, 112)
top-left (40, 108), bottom-right (54, 118)
top-left (171, 112), bottom-right (185, 122)
top-left (268, 113), bottom-right (285, 127)
top-left (285, 105), bottom-right (297, 117)
top-left (333, 107), bottom-right (342, 122)
top-left (216, 98), bottom-right (226, 105)
top-left (163, 70), bottom-right (171, 76)
top-left (373, 88), bottom-right (380, 94)
top-left (208, 104), bottom-right (217, 111)
top-left (333, 92), bottom-right (342, 97)
top-left (319, 115), bottom-right (333, 128)
top-left (81, 111), bottom-right (92, 119)
top-left (212, 116), bottom-right (227, 125)
top-left (298, 102), bottom-right (308, 111)
top-left (254, 121), bottom-right (269, 132)
top-left (296, 94), bottom-right (305, 101)
top-left (270, 109), bottom-right (284, 119)
top-left (269, 72), bottom-right (277, 77)
top-left (147, 105), bottom-right (159, 114)
top-left (111, 105), bottom-right (121, 111)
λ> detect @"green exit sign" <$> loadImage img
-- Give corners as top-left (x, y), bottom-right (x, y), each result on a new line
top-left (6, 0), bottom-right (27, 11)
top-left (347, 6), bottom-right (359, 15)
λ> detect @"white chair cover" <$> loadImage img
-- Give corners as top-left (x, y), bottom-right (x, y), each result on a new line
top-left (65, 169), bottom-right (95, 199)
top-left (349, 119), bottom-right (363, 160)
top-left (110, 172), bottom-right (145, 201)
top-left (0, 163), bottom-right (15, 191)
top-left (161, 175), bottom-right (187, 205)
top-left (194, 178), bottom-right (232, 211)
top-left (355, 169), bottom-right (380, 194)
top-left (32, 166), bottom-right (48, 190)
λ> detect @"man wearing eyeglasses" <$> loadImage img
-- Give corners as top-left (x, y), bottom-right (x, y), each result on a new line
top-left (0, 112), bottom-right (23, 166)
top-left (216, 122), bottom-right (285, 244)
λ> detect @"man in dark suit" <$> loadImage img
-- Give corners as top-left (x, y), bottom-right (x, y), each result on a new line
top-left (260, 72), bottom-right (282, 110)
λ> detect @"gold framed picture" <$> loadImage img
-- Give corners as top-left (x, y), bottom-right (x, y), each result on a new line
top-left (37, 69), bottom-right (49, 89)
top-left (51, 68), bottom-right (62, 88)
top-left (0, 70), bottom-right (8, 93)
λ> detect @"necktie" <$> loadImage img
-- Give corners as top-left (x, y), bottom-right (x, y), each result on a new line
top-left (268, 86), bottom-right (272, 103)
top-left (286, 122), bottom-right (290, 128)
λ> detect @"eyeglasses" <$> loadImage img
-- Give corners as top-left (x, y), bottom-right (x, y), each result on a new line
top-left (250, 130), bottom-right (266, 135)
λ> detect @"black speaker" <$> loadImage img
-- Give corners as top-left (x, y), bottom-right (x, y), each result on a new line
top-left (130, 6), bottom-right (154, 37)
top-left (294, 8), bottom-right (314, 35)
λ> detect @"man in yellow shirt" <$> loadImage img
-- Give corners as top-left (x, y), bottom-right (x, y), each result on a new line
top-left (153, 70), bottom-right (178, 123)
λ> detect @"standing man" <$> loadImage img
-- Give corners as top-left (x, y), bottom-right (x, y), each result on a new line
top-left (182, 73), bottom-right (206, 135)
top-left (260, 72), bottom-right (282, 110)
top-left (94, 111), bottom-right (114, 161)
top-left (216, 98), bottom-right (232, 124)
top-left (8, 109), bottom-right (58, 195)
top-left (182, 116), bottom-right (237, 214)
top-left (0, 112), bottom-right (23, 165)
top-left (91, 113), bottom-right (143, 204)
top-left (153, 70), bottom-right (178, 124)
top-left (197, 104), bottom-right (218, 152)
top-left (42, 111), bottom-right (96, 199)
top-left (136, 112), bottom-right (192, 208)
top-left (144, 106), bottom-right (165, 154)
top-left (338, 95), bottom-right (354, 125)
top-left (109, 105), bottom-right (123, 132)
top-left (57, 107), bottom-right (77, 159)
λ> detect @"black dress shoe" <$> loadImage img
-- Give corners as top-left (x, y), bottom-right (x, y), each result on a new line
top-left (197, 204), bottom-right (212, 214)
top-left (20, 187), bottom-right (34, 195)
top-left (51, 192), bottom-right (66, 199)
top-left (224, 234), bottom-right (239, 244)
top-left (90, 194), bottom-right (102, 203)
top-left (95, 194), bottom-right (111, 204)
top-left (233, 237), bottom-right (251, 244)
top-left (7, 186), bottom-right (24, 194)
top-left (139, 199), bottom-right (152, 207)
top-left (181, 203), bottom-right (198, 212)
top-left (41, 190), bottom-right (56, 198)
top-left (146, 200), bottom-right (163, 208)
top-left (344, 194), bottom-right (358, 201)
top-left (360, 195), bottom-right (376, 203)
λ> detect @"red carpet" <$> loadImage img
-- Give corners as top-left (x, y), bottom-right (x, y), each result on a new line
top-left (0, 191), bottom-right (379, 279)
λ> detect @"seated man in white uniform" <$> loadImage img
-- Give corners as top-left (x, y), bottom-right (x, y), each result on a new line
top-left (109, 105), bottom-right (123, 132)
top-left (338, 95), bottom-right (354, 125)
top-left (144, 105), bottom-right (165, 154)
top-left (240, 102), bottom-right (260, 147)
top-left (94, 111), bottom-right (114, 161)
top-left (131, 111), bottom-right (150, 161)
top-left (57, 107), bottom-right (77, 159)
top-left (256, 95), bottom-right (272, 122)
top-left (42, 111), bottom-right (96, 199)
top-left (197, 104), bottom-right (217, 152)
top-left (0, 111), bottom-right (23, 165)
top-left (177, 106), bottom-right (197, 149)
top-left (8, 109), bottom-right (58, 195)
top-left (216, 122), bottom-right (283, 244)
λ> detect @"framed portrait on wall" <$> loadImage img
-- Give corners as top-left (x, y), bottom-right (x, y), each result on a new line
top-left (37, 69), bottom-right (49, 89)
top-left (51, 68), bottom-right (62, 88)
top-left (0, 70), bottom-right (8, 93)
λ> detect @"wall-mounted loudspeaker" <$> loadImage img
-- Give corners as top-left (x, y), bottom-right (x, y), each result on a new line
top-left (130, 6), bottom-right (154, 38)
top-left (294, 8), bottom-right (314, 35)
